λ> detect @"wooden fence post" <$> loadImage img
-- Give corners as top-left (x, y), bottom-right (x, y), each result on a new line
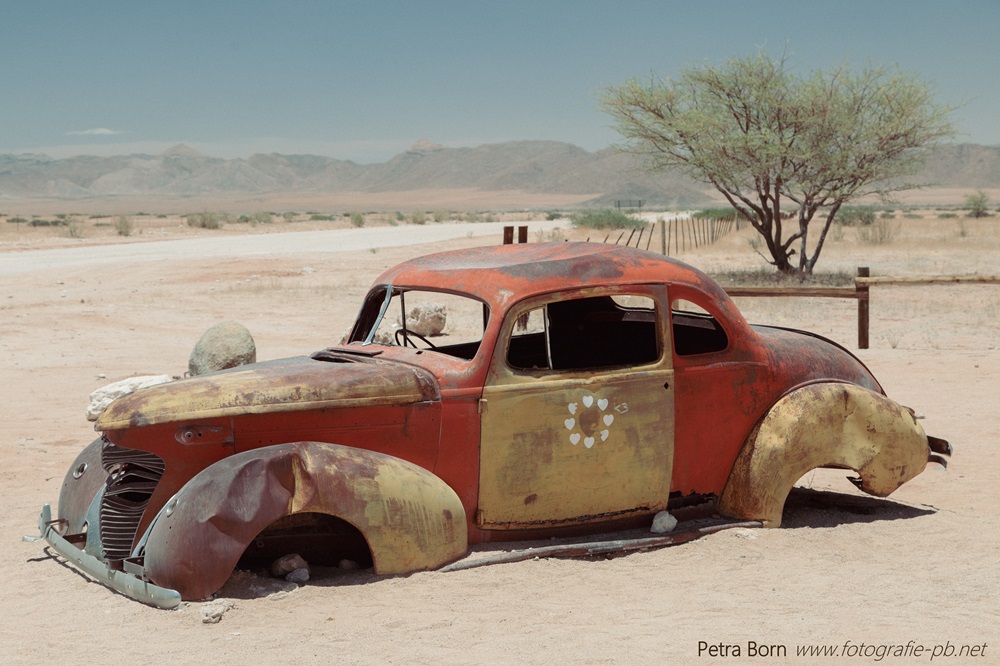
top-left (660, 218), bottom-right (667, 255)
top-left (857, 266), bottom-right (870, 349)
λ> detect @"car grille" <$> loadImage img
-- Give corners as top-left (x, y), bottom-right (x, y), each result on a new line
top-left (100, 441), bottom-right (165, 561)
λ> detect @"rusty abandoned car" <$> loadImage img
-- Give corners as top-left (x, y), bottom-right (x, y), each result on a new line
top-left (34, 242), bottom-right (950, 608)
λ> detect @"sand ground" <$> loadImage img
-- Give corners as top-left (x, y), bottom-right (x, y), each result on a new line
top-left (1, 211), bottom-right (997, 665)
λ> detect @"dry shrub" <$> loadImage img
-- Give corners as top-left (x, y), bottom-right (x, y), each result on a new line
top-left (857, 217), bottom-right (901, 245)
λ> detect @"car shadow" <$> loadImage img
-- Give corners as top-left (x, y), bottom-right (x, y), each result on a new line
top-left (780, 486), bottom-right (936, 528)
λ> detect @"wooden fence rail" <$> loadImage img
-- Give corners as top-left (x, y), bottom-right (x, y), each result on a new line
top-left (725, 268), bottom-right (1000, 349)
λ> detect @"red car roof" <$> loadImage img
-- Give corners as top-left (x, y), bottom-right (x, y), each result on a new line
top-left (373, 242), bottom-right (727, 307)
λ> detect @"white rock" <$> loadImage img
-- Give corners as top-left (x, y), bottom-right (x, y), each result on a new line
top-left (405, 303), bottom-right (447, 337)
top-left (650, 510), bottom-right (678, 534)
top-left (86, 374), bottom-right (175, 421)
top-left (270, 553), bottom-right (309, 578)
top-left (201, 600), bottom-right (235, 624)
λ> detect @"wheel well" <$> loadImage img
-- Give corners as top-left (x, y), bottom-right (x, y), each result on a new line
top-left (238, 511), bottom-right (374, 569)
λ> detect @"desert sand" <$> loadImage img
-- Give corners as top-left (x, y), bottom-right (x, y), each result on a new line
top-left (2, 210), bottom-right (997, 665)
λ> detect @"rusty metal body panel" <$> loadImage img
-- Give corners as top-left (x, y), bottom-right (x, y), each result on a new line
top-left (36, 242), bottom-right (948, 606)
top-left (717, 383), bottom-right (933, 526)
top-left (142, 442), bottom-right (466, 600)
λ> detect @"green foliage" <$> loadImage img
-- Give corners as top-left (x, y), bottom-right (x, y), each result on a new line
top-left (570, 209), bottom-right (646, 230)
top-left (603, 52), bottom-right (954, 274)
top-left (282, 212), bottom-right (296, 223)
top-left (186, 211), bottom-right (223, 229)
top-left (113, 215), bottom-right (133, 237)
top-left (694, 207), bottom-right (742, 222)
top-left (309, 213), bottom-right (334, 221)
top-left (964, 190), bottom-right (990, 218)
top-left (937, 212), bottom-right (959, 219)
top-left (395, 211), bottom-right (406, 222)
top-left (29, 218), bottom-right (65, 227)
top-left (350, 212), bottom-right (365, 228)
top-left (545, 211), bottom-right (562, 221)
top-left (836, 206), bottom-right (876, 227)
top-left (409, 211), bottom-right (426, 225)
top-left (432, 210), bottom-right (449, 223)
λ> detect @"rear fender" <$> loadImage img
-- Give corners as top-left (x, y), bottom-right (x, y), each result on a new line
top-left (142, 442), bottom-right (467, 600)
top-left (718, 382), bottom-right (931, 527)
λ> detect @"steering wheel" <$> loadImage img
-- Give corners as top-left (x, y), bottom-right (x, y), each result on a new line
top-left (395, 327), bottom-right (437, 349)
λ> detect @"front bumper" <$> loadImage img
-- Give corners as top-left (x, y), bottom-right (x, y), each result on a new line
top-left (33, 503), bottom-right (181, 610)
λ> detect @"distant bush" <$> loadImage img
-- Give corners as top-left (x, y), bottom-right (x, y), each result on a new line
top-left (965, 190), bottom-right (990, 218)
top-left (937, 212), bottom-right (959, 219)
top-left (310, 213), bottom-right (334, 221)
top-left (836, 206), bottom-right (876, 227)
top-left (114, 215), bottom-right (133, 237)
top-left (880, 212), bottom-right (896, 219)
top-left (350, 212), bottom-right (365, 228)
top-left (432, 210), bottom-right (449, 223)
top-left (570, 209), bottom-right (645, 230)
top-left (693, 207), bottom-right (741, 222)
top-left (187, 211), bottom-right (223, 229)
top-left (395, 211), bottom-right (405, 222)
top-left (857, 217), bottom-right (901, 245)
top-left (409, 211), bottom-right (426, 225)
top-left (546, 211), bottom-right (562, 221)
top-left (29, 219), bottom-right (66, 227)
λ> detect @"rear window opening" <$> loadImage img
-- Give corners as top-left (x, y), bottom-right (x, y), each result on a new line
top-left (671, 299), bottom-right (728, 356)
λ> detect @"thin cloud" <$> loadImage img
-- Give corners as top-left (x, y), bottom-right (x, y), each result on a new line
top-left (66, 128), bottom-right (128, 136)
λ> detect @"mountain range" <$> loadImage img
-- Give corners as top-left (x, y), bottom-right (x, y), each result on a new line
top-left (2, 140), bottom-right (997, 209)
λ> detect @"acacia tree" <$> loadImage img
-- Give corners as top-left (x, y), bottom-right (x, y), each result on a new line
top-left (603, 53), bottom-right (954, 274)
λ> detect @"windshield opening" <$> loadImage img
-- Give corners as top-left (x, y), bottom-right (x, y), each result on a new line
top-left (349, 287), bottom-right (490, 361)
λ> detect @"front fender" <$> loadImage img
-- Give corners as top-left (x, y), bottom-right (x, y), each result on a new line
top-left (717, 382), bottom-right (931, 527)
top-left (142, 442), bottom-right (467, 600)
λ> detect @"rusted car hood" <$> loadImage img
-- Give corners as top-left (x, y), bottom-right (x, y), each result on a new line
top-left (97, 355), bottom-right (440, 430)
top-left (750, 325), bottom-right (883, 393)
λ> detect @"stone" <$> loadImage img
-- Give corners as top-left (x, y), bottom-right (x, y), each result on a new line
top-left (405, 303), bottom-right (447, 337)
top-left (87, 374), bottom-right (175, 421)
top-left (201, 600), bottom-right (235, 624)
top-left (188, 321), bottom-right (256, 376)
top-left (285, 568), bottom-right (310, 584)
top-left (270, 553), bottom-right (309, 578)
top-left (650, 510), bottom-right (677, 534)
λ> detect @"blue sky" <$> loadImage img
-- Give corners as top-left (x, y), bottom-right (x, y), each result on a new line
top-left (1, 1), bottom-right (997, 163)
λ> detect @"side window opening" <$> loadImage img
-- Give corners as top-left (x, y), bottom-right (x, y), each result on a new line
top-left (671, 299), bottom-right (728, 356)
top-left (508, 294), bottom-right (659, 372)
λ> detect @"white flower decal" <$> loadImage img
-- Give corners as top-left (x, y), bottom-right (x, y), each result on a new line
top-left (564, 393), bottom-right (615, 449)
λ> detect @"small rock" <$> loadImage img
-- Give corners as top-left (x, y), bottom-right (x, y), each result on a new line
top-left (87, 374), bottom-right (174, 421)
top-left (650, 510), bottom-right (677, 534)
top-left (338, 559), bottom-right (360, 570)
top-left (405, 303), bottom-right (447, 337)
top-left (285, 568), bottom-right (310, 584)
top-left (201, 600), bottom-right (236, 624)
top-left (270, 553), bottom-right (309, 578)
top-left (188, 321), bottom-right (256, 376)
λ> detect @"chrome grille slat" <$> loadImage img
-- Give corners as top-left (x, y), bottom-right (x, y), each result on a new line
top-left (99, 441), bottom-right (165, 561)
